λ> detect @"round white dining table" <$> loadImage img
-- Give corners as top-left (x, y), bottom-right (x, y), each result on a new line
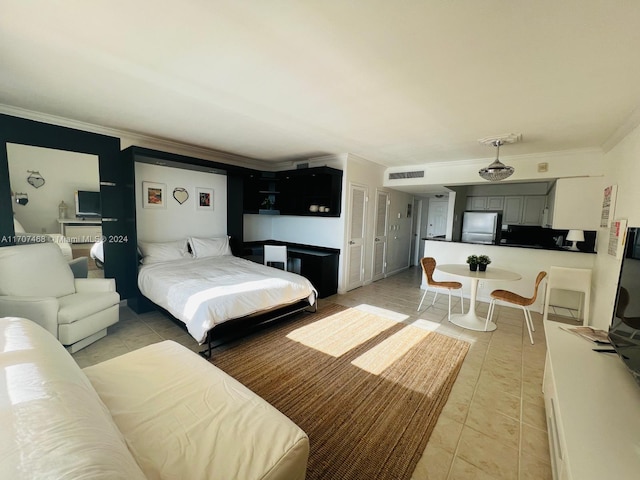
top-left (436, 264), bottom-right (522, 331)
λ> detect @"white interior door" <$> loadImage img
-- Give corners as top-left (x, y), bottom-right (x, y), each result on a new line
top-left (426, 199), bottom-right (448, 238)
top-left (347, 184), bottom-right (367, 291)
top-left (372, 190), bottom-right (389, 281)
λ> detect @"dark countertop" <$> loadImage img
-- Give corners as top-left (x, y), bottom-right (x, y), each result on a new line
top-left (423, 238), bottom-right (595, 254)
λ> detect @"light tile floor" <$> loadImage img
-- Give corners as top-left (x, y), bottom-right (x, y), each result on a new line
top-left (72, 267), bottom-right (577, 480)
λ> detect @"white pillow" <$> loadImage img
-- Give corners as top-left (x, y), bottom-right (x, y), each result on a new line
top-left (189, 236), bottom-right (232, 258)
top-left (138, 239), bottom-right (190, 265)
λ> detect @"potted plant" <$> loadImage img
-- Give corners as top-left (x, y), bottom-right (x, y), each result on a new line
top-left (466, 255), bottom-right (479, 271)
top-left (478, 255), bottom-right (491, 271)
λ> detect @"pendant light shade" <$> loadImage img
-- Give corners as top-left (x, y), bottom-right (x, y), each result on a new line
top-left (479, 140), bottom-right (514, 181)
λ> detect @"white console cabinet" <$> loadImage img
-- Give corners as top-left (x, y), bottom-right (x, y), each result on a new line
top-left (58, 219), bottom-right (102, 244)
top-left (543, 321), bottom-right (640, 480)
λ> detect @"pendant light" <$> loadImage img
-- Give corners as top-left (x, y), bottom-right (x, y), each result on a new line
top-left (479, 140), bottom-right (514, 181)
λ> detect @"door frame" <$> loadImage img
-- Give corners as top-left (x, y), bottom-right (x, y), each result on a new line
top-left (371, 189), bottom-right (389, 281)
top-left (345, 182), bottom-right (368, 291)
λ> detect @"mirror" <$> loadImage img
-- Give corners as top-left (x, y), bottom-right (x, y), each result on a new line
top-left (7, 143), bottom-right (103, 278)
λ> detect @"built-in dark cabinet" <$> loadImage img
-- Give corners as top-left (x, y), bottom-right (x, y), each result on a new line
top-left (243, 241), bottom-right (339, 298)
top-left (243, 166), bottom-right (342, 217)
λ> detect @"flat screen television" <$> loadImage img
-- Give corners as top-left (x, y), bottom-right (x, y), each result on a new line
top-left (608, 226), bottom-right (640, 388)
top-left (74, 190), bottom-right (101, 219)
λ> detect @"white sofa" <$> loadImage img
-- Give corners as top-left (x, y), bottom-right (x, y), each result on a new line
top-left (0, 317), bottom-right (309, 480)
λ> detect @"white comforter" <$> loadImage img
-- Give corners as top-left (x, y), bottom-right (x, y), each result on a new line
top-left (138, 255), bottom-right (317, 343)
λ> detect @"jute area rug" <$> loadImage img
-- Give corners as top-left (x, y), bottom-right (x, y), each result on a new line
top-left (213, 303), bottom-right (470, 480)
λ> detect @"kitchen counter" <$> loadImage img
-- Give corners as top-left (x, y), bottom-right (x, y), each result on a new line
top-left (498, 241), bottom-right (595, 253)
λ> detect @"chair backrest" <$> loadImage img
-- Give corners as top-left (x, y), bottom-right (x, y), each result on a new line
top-left (0, 243), bottom-right (76, 298)
top-left (420, 257), bottom-right (437, 285)
top-left (264, 245), bottom-right (288, 271)
top-left (530, 271), bottom-right (548, 302)
top-left (547, 266), bottom-right (591, 293)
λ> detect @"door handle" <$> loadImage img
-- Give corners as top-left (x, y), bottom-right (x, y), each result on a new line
top-left (349, 240), bottom-right (355, 245)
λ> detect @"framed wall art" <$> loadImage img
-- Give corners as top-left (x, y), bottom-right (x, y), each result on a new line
top-left (142, 181), bottom-right (166, 209)
top-left (196, 187), bottom-right (214, 211)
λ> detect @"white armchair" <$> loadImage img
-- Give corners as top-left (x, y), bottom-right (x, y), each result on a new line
top-left (0, 243), bottom-right (119, 352)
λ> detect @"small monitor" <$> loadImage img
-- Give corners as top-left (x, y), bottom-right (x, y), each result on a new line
top-left (74, 190), bottom-right (101, 219)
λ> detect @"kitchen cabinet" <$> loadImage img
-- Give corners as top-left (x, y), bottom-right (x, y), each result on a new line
top-left (522, 196), bottom-right (547, 225)
top-left (466, 196), bottom-right (504, 211)
top-left (466, 194), bottom-right (546, 225)
top-left (503, 196), bottom-right (524, 224)
top-left (502, 195), bottom-right (546, 225)
top-left (547, 177), bottom-right (603, 230)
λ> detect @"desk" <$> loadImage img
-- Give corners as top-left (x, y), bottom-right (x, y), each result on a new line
top-left (436, 264), bottom-right (521, 331)
top-left (242, 242), bottom-right (340, 298)
top-left (57, 218), bottom-right (102, 243)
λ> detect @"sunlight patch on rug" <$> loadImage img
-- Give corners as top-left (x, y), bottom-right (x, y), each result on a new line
top-left (351, 325), bottom-right (432, 376)
top-left (286, 308), bottom-right (398, 357)
top-left (351, 303), bottom-right (410, 322)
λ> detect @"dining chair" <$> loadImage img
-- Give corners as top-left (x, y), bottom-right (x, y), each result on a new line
top-left (542, 266), bottom-right (592, 326)
top-left (417, 257), bottom-right (464, 320)
top-left (263, 245), bottom-right (288, 271)
top-left (485, 271), bottom-right (547, 344)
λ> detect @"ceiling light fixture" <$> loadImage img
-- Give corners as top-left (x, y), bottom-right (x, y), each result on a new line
top-left (479, 139), bottom-right (515, 182)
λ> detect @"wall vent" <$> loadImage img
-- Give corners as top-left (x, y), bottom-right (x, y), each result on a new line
top-left (296, 162), bottom-right (309, 169)
top-left (388, 170), bottom-right (425, 180)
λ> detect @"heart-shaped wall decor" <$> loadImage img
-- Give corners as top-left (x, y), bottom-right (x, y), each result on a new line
top-left (173, 187), bottom-right (189, 204)
top-left (27, 172), bottom-right (45, 188)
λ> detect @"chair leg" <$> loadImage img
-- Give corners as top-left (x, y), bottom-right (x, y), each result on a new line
top-left (458, 289), bottom-right (464, 314)
top-left (447, 290), bottom-right (452, 321)
top-left (523, 307), bottom-right (535, 344)
top-left (417, 288), bottom-right (428, 311)
top-left (485, 299), bottom-right (496, 331)
top-left (431, 291), bottom-right (439, 306)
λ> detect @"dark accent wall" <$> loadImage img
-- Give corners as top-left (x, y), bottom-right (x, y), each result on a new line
top-left (0, 114), bottom-right (132, 294)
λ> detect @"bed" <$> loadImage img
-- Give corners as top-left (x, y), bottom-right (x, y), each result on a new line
top-left (137, 237), bottom-right (317, 352)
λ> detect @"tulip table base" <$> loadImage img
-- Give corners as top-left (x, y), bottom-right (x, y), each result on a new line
top-left (435, 264), bottom-right (522, 332)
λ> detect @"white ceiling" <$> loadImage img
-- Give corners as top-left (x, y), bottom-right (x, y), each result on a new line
top-left (2, 1), bottom-right (640, 168)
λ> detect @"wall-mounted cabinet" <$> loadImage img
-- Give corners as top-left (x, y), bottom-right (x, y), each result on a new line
top-left (244, 166), bottom-right (342, 217)
top-left (465, 195), bottom-right (504, 211)
top-left (465, 194), bottom-right (547, 226)
top-left (547, 177), bottom-right (603, 230)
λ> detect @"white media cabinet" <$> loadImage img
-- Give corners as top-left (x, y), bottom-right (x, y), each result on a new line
top-left (57, 218), bottom-right (102, 244)
top-left (543, 321), bottom-right (640, 480)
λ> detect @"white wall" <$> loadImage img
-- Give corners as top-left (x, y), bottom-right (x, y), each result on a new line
top-left (134, 162), bottom-right (227, 242)
top-left (384, 148), bottom-right (605, 189)
top-left (342, 154), bottom-right (414, 291)
top-left (591, 122), bottom-right (640, 330)
top-left (7, 143), bottom-right (99, 234)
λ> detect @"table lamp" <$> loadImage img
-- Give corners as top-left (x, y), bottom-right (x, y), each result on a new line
top-left (566, 229), bottom-right (584, 251)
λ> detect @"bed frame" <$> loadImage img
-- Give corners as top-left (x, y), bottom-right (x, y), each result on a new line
top-left (198, 299), bottom-right (317, 358)
top-left (134, 294), bottom-right (317, 359)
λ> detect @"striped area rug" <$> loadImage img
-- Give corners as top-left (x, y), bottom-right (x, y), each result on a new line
top-left (213, 303), bottom-right (469, 480)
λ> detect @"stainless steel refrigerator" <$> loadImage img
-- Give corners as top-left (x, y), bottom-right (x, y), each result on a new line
top-left (461, 211), bottom-right (501, 244)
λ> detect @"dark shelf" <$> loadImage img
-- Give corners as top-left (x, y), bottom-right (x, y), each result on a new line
top-left (243, 166), bottom-right (342, 217)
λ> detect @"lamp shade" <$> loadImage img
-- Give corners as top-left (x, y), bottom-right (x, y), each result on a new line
top-left (478, 140), bottom-right (514, 182)
top-left (566, 230), bottom-right (585, 242)
top-left (566, 229), bottom-right (584, 251)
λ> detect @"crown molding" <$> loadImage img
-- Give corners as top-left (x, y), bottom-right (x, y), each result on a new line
top-left (602, 105), bottom-right (640, 153)
top-left (0, 104), bottom-right (272, 170)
